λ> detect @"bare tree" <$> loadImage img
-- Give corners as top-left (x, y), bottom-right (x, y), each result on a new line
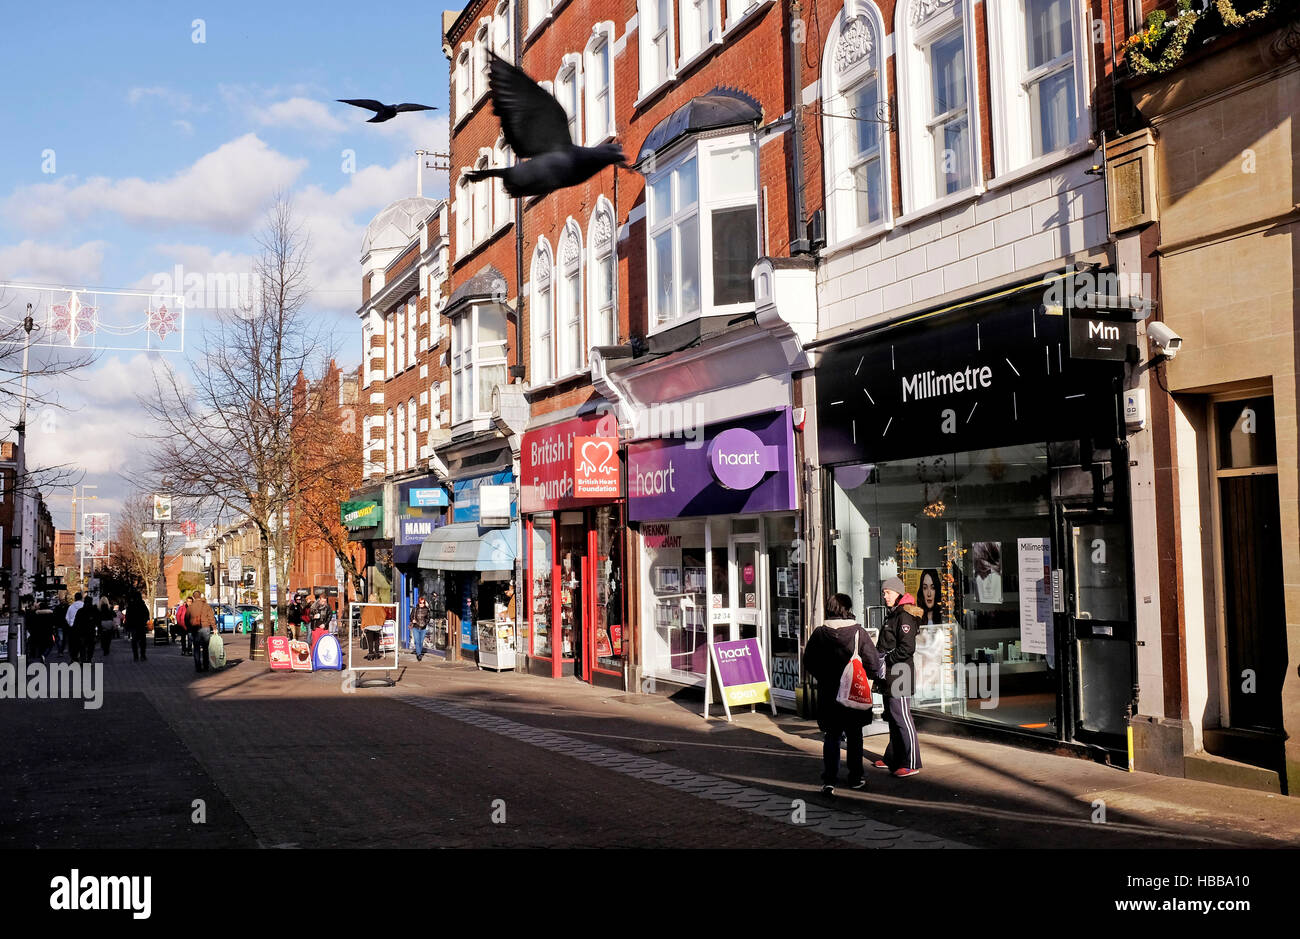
top-left (135, 195), bottom-right (328, 658)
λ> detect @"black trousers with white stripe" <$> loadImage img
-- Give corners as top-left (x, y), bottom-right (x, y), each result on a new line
top-left (882, 696), bottom-right (921, 771)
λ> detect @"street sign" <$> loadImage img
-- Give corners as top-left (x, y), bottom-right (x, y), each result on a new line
top-left (153, 494), bottom-right (172, 522)
top-left (1068, 312), bottom-right (1137, 362)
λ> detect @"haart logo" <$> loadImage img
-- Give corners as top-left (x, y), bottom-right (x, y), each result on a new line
top-left (708, 428), bottom-right (778, 490)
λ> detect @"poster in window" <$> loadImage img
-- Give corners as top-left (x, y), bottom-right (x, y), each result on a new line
top-left (1017, 538), bottom-right (1051, 655)
top-left (972, 541), bottom-right (1003, 603)
top-left (684, 567), bottom-right (706, 592)
top-left (595, 626), bottom-right (612, 657)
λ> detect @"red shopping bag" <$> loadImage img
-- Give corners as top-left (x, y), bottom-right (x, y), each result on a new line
top-left (836, 634), bottom-right (874, 710)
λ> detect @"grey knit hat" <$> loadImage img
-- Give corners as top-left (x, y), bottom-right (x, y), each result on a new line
top-left (882, 576), bottom-right (906, 595)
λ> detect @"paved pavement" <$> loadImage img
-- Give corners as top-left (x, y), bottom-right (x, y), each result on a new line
top-left (3, 634), bottom-right (1299, 849)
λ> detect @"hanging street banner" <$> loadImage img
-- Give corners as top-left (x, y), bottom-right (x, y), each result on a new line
top-left (82, 513), bottom-right (110, 559)
top-left (153, 494), bottom-right (172, 522)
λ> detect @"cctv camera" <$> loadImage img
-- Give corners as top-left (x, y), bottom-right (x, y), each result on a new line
top-left (1147, 321), bottom-right (1182, 360)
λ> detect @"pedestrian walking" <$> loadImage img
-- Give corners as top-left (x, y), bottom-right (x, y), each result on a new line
top-left (409, 595), bottom-right (432, 662)
top-left (65, 591), bottom-right (85, 661)
top-left (98, 598), bottom-right (115, 657)
top-left (53, 596), bottom-right (68, 654)
top-left (73, 597), bottom-right (99, 664)
top-left (187, 590), bottom-right (217, 672)
top-left (802, 593), bottom-right (883, 795)
top-left (126, 591), bottom-right (150, 661)
top-left (175, 599), bottom-right (190, 655)
top-left (875, 576), bottom-right (923, 777)
top-left (24, 597), bottom-right (56, 664)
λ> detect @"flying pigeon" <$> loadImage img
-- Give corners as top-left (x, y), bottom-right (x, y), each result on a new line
top-left (337, 99), bottom-right (437, 123)
top-left (463, 53), bottom-right (629, 199)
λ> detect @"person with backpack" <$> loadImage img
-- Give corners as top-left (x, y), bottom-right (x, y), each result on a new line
top-left (875, 576), bottom-right (923, 777)
top-left (802, 593), bottom-right (883, 796)
top-left (175, 598), bottom-right (190, 655)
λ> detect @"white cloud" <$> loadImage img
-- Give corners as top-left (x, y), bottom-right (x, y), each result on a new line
top-left (173, 119), bottom-right (194, 136)
top-left (127, 86), bottom-right (203, 112)
top-left (4, 135), bottom-right (309, 234)
top-left (0, 240), bottom-right (107, 285)
top-left (255, 97), bottom-right (349, 134)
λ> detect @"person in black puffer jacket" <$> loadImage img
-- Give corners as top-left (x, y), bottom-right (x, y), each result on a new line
top-left (802, 593), bottom-right (883, 795)
top-left (875, 576), bottom-right (923, 776)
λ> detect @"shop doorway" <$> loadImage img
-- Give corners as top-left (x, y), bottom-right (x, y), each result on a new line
top-left (728, 533), bottom-right (762, 644)
top-left (556, 514), bottom-right (586, 672)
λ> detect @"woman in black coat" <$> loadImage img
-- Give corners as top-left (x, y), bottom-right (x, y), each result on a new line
top-left (802, 593), bottom-right (883, 794)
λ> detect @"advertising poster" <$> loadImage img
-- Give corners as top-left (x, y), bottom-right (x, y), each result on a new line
top-left (711, 638), bottom-right (771, 707)
top-left (289, 640), bottom-right (312, 670)
top-left (1017, 538), bottom-right (1051, 655)
top-left (267, 635), bottom-right (292, 670)
top-left (573, 436), bottom-right (620, 497)
top-left (973, 541), bottom-right (1004, 603)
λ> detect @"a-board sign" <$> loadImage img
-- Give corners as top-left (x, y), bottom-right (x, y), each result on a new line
top-left (711, 638), bottom-right (772, 708)
top-left (267, 635), bottom-right (292, 670)
top-left (312, 633), bottom-right (343, 670)
top-left (289, 640), bottom-right (312, 671)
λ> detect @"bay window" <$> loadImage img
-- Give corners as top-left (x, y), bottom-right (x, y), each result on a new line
top-left (988, 0), bottom-right (1088, 174)
top-left (646, 133), bottom-right (757, 332)
top-left (450, 304), bottom-right (508, 425)
top-left (896, 0), bottom-right (982, 214)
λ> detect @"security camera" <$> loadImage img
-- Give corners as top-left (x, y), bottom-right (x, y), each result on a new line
top-left (1147, 321), bottom-right (1182, 361)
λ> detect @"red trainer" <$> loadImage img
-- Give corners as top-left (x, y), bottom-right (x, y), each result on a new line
top-left (892, 768), bottom-right (921, 777)
top-left (872, 760), bottom-right (889, 769)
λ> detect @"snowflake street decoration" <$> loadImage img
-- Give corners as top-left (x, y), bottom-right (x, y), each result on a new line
top-left (51, 291), bottom-right (97, 344)
top-left (85, 515), bottom-right (108, 537)
top-left (147, 303), bottom-right (178, 340)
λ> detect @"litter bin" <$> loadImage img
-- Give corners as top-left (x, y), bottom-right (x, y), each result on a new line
top-left (152, 617), bottom-right (170, 645)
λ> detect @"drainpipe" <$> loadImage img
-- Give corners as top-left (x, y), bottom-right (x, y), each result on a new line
top-left (510, 0), bottom-right (526, 383)
top-left (788, 0), bottom-right (810, 254)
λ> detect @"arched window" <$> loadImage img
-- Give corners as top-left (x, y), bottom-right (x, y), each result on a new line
top-left (557, 220), bottom-right (584, 376)
top-left (456, 45), bottom-right (472, 122)
top-left (456, 173), bottom-right (472, 259)
top-left (474, 23), bottom-right (491, 102)
top-left (588, 197), bottom-right (616, 350)
top-left (493, 136), bottom-right (513, 227)
top-left (473, 155), bottom-right (491, 244)
top-left (822, 1), bottom-right (891, 246)
top-left (396, 402), bottom-right (407, 470)
top-left (407, 396), bottom-right (418, 468)
top-left (493, 0), bottom-right (512, 61)
top-left (530, 240), bottom-right (554, 385)
top-left (407, 298), bottom-right (418, 365)
top-left (584, 24), bottom-right (616, 144)
top-left (987, 0), bottom-right (1089, 173)
top-left (895, 0), bottom-right (982, 213)
top-left (385, 408), bottom-right (395, 475)
top-left (556, 55), bottom-right (582, 144)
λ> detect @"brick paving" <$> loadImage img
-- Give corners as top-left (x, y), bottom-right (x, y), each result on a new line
top-left (4, 634), bottom-right (1299, 849)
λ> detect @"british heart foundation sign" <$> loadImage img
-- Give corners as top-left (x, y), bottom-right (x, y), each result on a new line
top-left (574, 436), bottom-right (619, 498)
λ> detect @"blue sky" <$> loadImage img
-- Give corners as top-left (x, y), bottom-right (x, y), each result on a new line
top-left (0, 0), bottom-right (460, 528)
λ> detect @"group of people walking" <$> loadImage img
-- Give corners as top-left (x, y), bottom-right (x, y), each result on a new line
top-left (802, 576), bottom-right (923, 796)
top-left (22, 589), bottom-right (154, 664)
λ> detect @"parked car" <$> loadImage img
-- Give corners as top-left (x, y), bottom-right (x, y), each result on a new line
top-left (211, 603), bottom-right (239, 633)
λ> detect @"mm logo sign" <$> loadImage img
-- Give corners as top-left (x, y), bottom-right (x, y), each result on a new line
top-left (1069, 314), bottom-right (1136, 362)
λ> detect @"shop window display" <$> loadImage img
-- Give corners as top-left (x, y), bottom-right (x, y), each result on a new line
top-left (593, 505), bottom-right (625, 671)
top-left (531, 517), bottom-right (553, 657)
top-left (642, 519), bottom-right (707, 680)
top-left (765, 514), bottom-right (803, 697)
top-left (831, 444), bottom-right (1058, 733)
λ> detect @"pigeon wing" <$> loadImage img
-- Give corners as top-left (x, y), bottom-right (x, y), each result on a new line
top-left (338, 99), bottom-right (385, 111)
top-left (487, 53), bottom-right (572, 156)
top-left (392, 103), bottom-right (437, 112)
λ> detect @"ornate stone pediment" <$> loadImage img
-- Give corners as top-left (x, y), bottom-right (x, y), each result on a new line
top-left (835, 15), bottom-right (874, 74)
top-left (910, 0), bottom-right (956, 28)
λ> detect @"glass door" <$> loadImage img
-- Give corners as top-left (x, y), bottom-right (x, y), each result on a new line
top-left (730, 534), bottom-right (761, 643)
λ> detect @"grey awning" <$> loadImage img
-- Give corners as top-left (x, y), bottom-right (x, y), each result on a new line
top-left (416, 522), bottom-right (516, 571)
top-left (636, 88), bottom-right (762, 164)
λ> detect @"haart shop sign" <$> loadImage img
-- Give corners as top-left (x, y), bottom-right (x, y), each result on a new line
top-left (628, 409), bottom-right (796, 522)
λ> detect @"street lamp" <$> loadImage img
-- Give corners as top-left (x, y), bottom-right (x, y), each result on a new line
top-left (153, 484), bottom-right (171, 623)
top-left (6, 308), bottom-right (34, 660)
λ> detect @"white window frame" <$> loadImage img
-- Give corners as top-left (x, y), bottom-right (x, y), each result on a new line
top-left (473, 155), bottom-right (491, 246)
top-left (397, 401), bottom-right (407, 470)
top-left (386, 311), bottom-right (396, 378)
top-left (679, 0), bottom-right (721, 67)
top-left (556, 219), bottom-right (585, 378)
top-left (385, 408), bottom-right (395, 475)
top-left (456, 173), bottom-right (472, 260)
top-left (638, 0), bottom-right (677, 100)
top-left (407, 298), bottom-right (418, 370)
top-left (587, 195), bottom-right (617, 351)
top-left (494, 136), bottom-right (514, 228)
top-left (397, 304), bottom-right (406, 373)
top-left (583, 24), bottom-right (616, 145)
top-left (474, 22), bottom-right (492, 104)
top-left (895, 0), bottom-right (983, 217)
top-left (987, 0), bottom-right (1091, 178)
top-left (530, 240), bottom-right (555, 386)
top-left (556, 55), bottom-right (583, 146)
top-left (451, 304), bottom-right (508, 425)
top-left (527, 0), bottom-right (554, 38)
top-left (456, 44), bottom-right (473, 125)
top-left (493, 0), bottom-right (513, 61)
top-left (725, 0), bottom-right (767, 31)
top-left (407, 396), bottom-right (418, 469)
top-left (645, 132), bottom-right (759, 335)
top-left (822, 1), bottom-right (893, 248)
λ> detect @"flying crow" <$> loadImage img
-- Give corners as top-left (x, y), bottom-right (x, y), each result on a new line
top-left (464, 53), bottom-right (629, 199)
top-left (337, 99), bottom-right (437, 123)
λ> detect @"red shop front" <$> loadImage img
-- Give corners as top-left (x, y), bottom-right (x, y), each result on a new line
top-left (520, 412), bottom-right (626, 686)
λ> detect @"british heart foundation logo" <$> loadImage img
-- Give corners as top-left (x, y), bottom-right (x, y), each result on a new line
top-left (574, 436), bottom-right (620, 497)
